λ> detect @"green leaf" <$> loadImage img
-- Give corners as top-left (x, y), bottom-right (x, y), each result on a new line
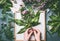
top-left (18, 28), bottom-right (27, 34)
top-left (0, 0), bottom-right (6, 4)
top-left (48, 13), bottom-right (60, 35)
top-left (20, 7), bottom-right (26, 12)
top-left (48, 21), bottom-right (58, 26)
top-left (31, 17), bottom-right (38, 22)
top-left (17, 23), bottom-right (31, 34)
top-left (28, 6), bottom-right (33, 12)
top-left (6, 3), bottom-right (12, 8)
top-left (31, 22), bottom-right (40, 26)
top-left (50, 24), bottom-right (60, 34)
top-left (31, 11), bottom-right (40, 23)
top-left (35, 11), bottom-right (40, 17)
top-left (15, 19), bottom-right (26, 26)
top-left (7, 13), bottom-right (13, 17)
top-left (4, 26), bottom-right (13, 40)
top-left (49, 15), bottom-right (56, 20)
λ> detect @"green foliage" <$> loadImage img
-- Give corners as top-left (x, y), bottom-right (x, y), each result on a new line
top-left (15, 0), bottom-right (48, 34)
top-left (0, 13), bottom-right (14, 41)
top-left (15, 19), bottom-right (26, 26)
top-left (47, 0), bottom-right (60, 36)
top-left (48, 14), bottom-right (60, 36)
top-left (0, 0), bottom-right (12, 8)
top-left (45, 0), bottom-right (60, 14)
top-left (23, 0), bottom-right (48, 10)
top-left (15, 7), bottom-right (40, 34)
top-left (0, 0), bottom-right (14, 41)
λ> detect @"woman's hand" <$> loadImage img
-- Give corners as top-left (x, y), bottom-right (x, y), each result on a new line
top-left (24, 28), bottom-right (33, 41)
top-left (33, 28), bottom-right (41, 41)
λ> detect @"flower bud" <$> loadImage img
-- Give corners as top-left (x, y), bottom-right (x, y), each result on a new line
top-left (22, 10), bottom-right (29, 15)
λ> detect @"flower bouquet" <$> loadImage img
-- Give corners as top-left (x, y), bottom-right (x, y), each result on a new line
top-left (15, 7), bottom-right (41, 34)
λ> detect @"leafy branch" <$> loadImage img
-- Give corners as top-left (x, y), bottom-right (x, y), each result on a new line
top-left (15, 7), bottom-right (40, 34)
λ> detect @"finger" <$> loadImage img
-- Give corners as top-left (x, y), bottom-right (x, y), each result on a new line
top-left (33, 28), bottom-right (40, 33)
top-left (25, 28), bottom-right (31, 33)
top-left (29, 31), bottom-right (33, 37)
top-left (28, 29), bottom-right (32, 33)
top-left (25, 28), bottom-right (32, 35)
top-left (34, 31), bottom-right (36, 36)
